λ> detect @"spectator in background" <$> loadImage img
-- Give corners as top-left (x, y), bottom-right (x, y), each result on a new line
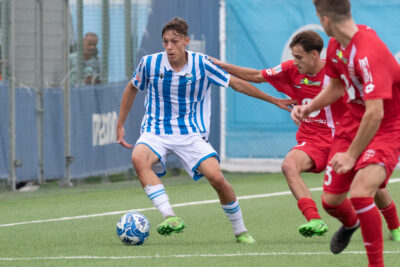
top-left (69, 32), bottom-right (101, 85)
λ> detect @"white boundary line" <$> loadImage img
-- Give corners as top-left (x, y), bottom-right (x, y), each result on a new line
top-left (1, 178), bottom-right (399, 228)
top-left (1, 250), bottom-right (400, 261)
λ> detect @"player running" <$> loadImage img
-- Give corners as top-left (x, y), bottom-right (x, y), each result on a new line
top-left (212, 30), bottom-right (400, 241)
top-left (116, 17), bottom-right (295, 244)
top-left (292, 0), bottom-right (400, 265)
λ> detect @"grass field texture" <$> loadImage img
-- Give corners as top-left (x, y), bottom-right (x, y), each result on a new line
top-left (1, 171), bottom-right (400, 266)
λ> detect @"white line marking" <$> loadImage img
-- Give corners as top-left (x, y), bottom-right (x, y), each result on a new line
top-left (1, 178), bottom-right (399, 228)
top-left (1, 250), bottom-right (400, 261)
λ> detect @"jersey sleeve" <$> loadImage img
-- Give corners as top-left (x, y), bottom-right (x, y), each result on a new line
top-left (131, 56), bottom-right (147, 91)
top-left (325, 38), bottom-right (340, 79)
top-left (261, 61), bottom-right (294, 96)
top-left (203, 56), bottom-right (230, 87)
top-left (356, 45), bottom-right (393, 100)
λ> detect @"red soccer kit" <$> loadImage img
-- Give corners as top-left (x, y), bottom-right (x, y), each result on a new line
top-left (323, 25), bottom-right (400, 193)
top-left (262, 61), bottom-right (345, 172)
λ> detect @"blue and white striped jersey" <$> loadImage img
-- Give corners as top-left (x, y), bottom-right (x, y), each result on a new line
top-left (131, 50), bottom-right (230, 137)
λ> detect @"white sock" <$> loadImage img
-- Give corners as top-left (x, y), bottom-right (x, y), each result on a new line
top-left (144, 184), bottom-right (175, 219)
top-left (221, 200), bottom-right (247, 236)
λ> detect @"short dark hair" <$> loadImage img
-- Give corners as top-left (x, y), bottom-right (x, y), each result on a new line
top-left (84, 32), bottom-right (98, 39)
top-left (289, 30), bottom-right (324, 54)
top-left (313, 0), bottom-right (351, 22)
top-left (161, 17), bottom-right (188, 37)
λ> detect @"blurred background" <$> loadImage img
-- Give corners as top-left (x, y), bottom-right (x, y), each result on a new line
top-left (0, 0), bottom-right (399, 190)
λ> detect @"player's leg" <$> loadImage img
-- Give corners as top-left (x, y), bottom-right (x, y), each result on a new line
top-left (349, 164), bottom-right (387, 267)
top-left (322, 164), bottom-right (360, 254)
top-left (281, 149), bottom-right (327, 237)
top-left (198, 157), bottom-right (255, 244)
top-left (322, 191), bottom-right (360, 254)
top-left (375, 188), bottom-right (400, 241)
top-left (132, 143), bottom-right (184, 236)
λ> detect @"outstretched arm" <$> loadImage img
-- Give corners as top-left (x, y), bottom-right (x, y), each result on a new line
top-left (229, 76), bottom-right (297, 112)
top-left (211, 57), bottom-right (265, 83)
top-left (116, 81), bottom-right (138, 149)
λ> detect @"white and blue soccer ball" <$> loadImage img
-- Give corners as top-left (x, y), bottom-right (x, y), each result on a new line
top-left (116, 212), bottom-right (150, 246)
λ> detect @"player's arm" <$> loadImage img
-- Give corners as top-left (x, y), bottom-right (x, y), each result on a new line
top-left (229, 76), bottom-right (297, 112)
top-left (116, 81), bottom-right (138, 149)
top-left (331, 99), bottom-right (383, 174)
top-left (210, 57), bottom-right (265, 83)
top-left (291, 77), bottom-right (344, 125)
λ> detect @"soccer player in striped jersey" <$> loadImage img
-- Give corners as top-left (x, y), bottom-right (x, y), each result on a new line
top-left (116, 17), bottom-right (295, 244)
top-left (292, 0), bottom-right (400, 265)
top-left (212, 30), bottom-right (400, 241)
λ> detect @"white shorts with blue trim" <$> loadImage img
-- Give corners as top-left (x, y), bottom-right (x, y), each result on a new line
top-left (135, 132), bottom-right (219, 180)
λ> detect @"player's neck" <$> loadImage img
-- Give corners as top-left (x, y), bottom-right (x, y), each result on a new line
top-left (308, 59), bottom-right (325, 76)
top-left (333, 19), bottom-right (358, 48)
top-left (169, 52), bottom-right (188, 72)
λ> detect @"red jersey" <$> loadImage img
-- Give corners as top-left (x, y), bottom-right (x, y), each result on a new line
top-left (325, 25), bottom-right (400, 139)
top-left (261, 60), bottom-right (345, 137)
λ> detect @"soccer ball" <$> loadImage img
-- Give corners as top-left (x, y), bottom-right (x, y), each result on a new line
top-left (116, 212), bottom-right (150, 245)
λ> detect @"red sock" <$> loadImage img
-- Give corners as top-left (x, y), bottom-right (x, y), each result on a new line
top-left (322, 197), bottom-right (358, 228)
top-left (351, 197), bottom-right (384, 267)
top-left (298, 198), bottom-right (321, 221)
top-left (380, 201), bottom-right (400, 230)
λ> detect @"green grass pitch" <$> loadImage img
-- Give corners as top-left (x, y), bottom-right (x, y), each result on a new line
top-left (0, 171), bottom-right (399, 266)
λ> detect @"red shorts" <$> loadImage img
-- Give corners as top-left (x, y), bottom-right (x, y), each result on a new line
top-left (323, 134), bottom-right (400, 194)
top-left (292, 130), bottom-right (332, 173)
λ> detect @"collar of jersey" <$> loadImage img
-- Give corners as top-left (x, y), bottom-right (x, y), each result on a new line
top-left (162, 50), bottom-right (193, 76)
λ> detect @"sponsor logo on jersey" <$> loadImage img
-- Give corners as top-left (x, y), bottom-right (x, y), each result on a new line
top-left (273, 65), bottom-right (282, 74)
top-left (365, 83), bottom-right (375, 94)
top-left (135, 73), bottom-right (141, 83)
top-left (359, 57), bottom-right (373, 84)
top-left (300, 78), bottom-right (321, 86)
top-left (336, 49), bottom-right (348, 64)
top-left (303, 118), bottom-right (327, 124)
top-left (293, 84), bottom-right (301, 89)
top-left (265, 64), bottom-right (282, 76)
top-left (332, 58), bottom-right (338, 63)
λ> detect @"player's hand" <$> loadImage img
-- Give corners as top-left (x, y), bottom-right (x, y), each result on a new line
top-left (330, 152), bottom-right (356, 174)
top-left (116, 125), bottom-right (133, 149)
top-left (276, 98), bottom-right (297, 112)
top-left (291, 105), bottom-right (309, 126)
top-left (209, 57), bottom-right (226, 68)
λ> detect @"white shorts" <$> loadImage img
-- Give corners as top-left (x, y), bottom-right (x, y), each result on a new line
top-left (135, 132), bottom-right (219, 180)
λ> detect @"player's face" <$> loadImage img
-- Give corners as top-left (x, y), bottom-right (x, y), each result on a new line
top-left (291, 44), bottom-right (315, 74)
top-left (317, 11), bottom-right (333, 37)
top-left (162, 30), bottom-right (190, 66)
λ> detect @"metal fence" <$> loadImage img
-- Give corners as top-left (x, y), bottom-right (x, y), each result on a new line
top-left (0, 0), bottom-right (153, 190)
top-left (3, 0), bottom-right (400, 191)
top-left (0, 0), bottom-right (221, 190)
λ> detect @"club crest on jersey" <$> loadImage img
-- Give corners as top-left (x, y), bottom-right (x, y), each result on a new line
top-left (159, 73), bottom-right (164, 79)
top-left (185, 73), bottom-right (193, 82)
top-left (336, 49), bottom-right (348, 64)
top-left (300, 78), bottom-right (321, 86)
top-left (362, 149), bottom-right (375, 162)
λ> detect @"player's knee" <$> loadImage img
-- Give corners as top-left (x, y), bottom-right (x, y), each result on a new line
top-left (131, 153), bottom-right (148, 174)
top-left (281, 159), bottom-right (297, 177)
top-left (207, 172), bottom-right (228, 191)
